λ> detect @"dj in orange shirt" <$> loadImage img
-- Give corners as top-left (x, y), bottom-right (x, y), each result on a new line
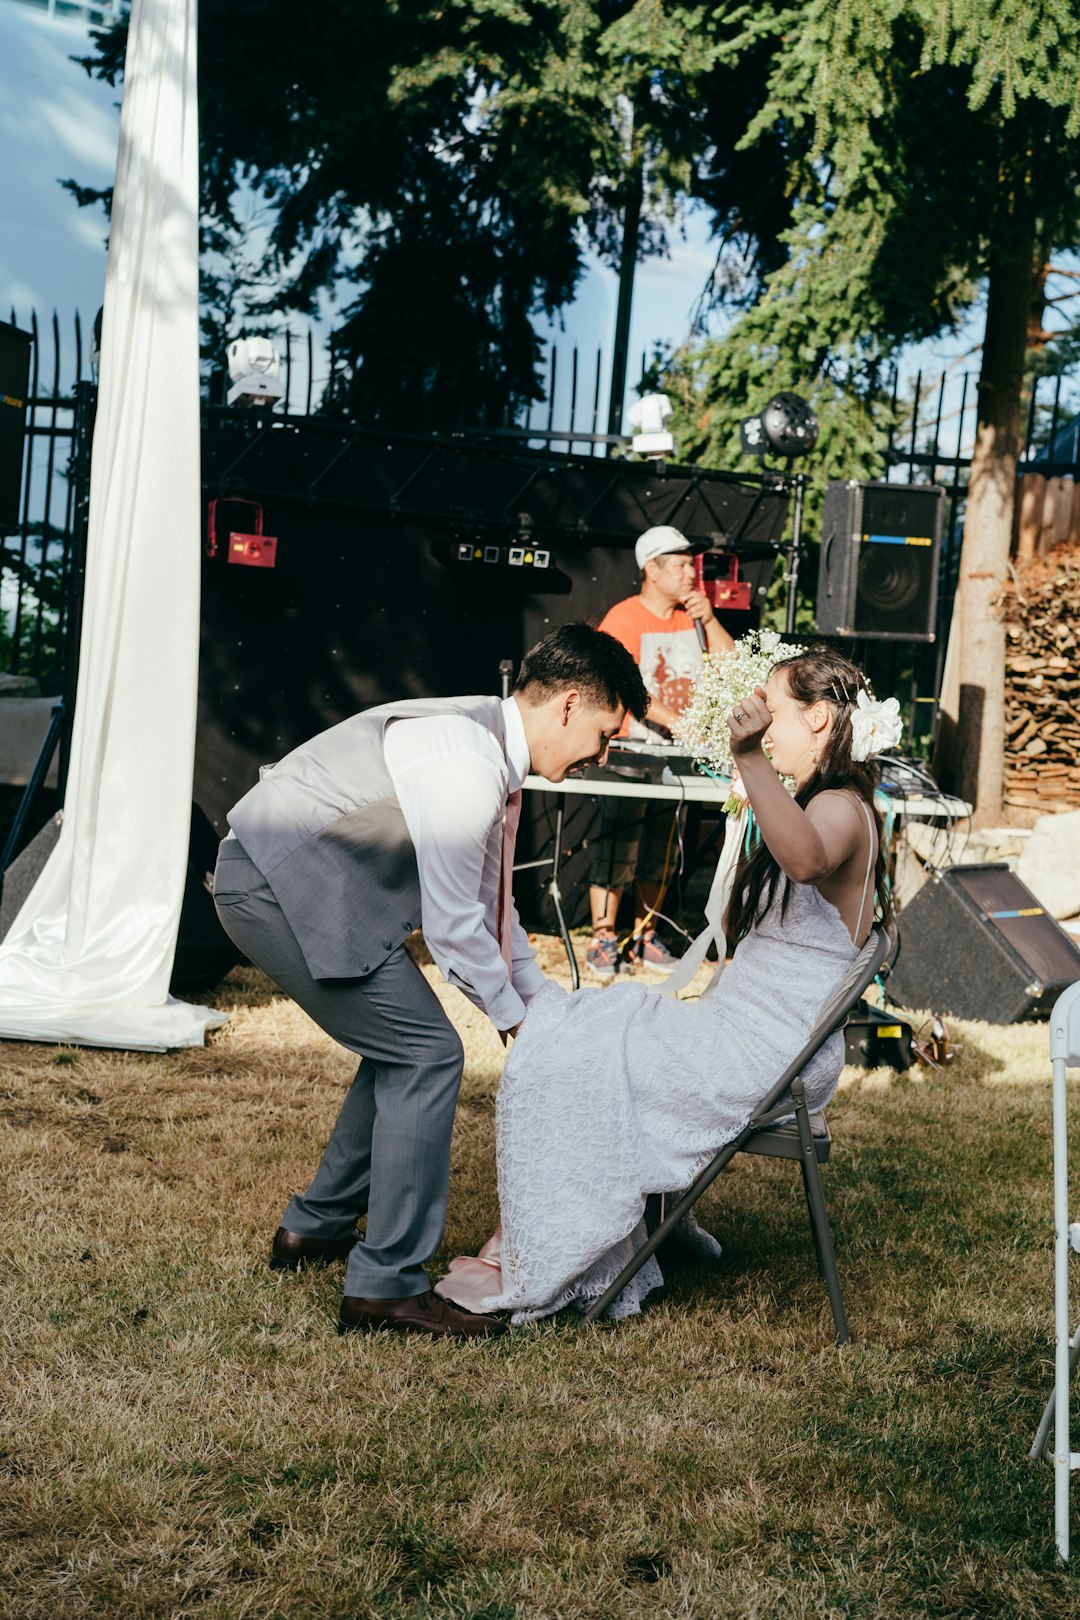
top-left (587, 526), bottom-right (734, 977)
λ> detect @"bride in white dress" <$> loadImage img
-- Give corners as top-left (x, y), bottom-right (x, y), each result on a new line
top-left (436, 645), bottom-right (894, 1323)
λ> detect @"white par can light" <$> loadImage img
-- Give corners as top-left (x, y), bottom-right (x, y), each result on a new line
top-left (227, 337), bottom-right (285, 406)
top-left (628, 392), bottom-right (675, 457)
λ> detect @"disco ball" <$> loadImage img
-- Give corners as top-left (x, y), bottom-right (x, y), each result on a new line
top-left (760, 392), bottom-right (819, 457)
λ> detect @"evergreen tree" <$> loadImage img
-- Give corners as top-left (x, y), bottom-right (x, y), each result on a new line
top-left (670, 0), bottom-right (1080, 820)
top-left (70, 1), bottom-right (740, 427)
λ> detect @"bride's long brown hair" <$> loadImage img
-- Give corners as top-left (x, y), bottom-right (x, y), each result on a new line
top-left (724, 644), bottom-right (893, 945)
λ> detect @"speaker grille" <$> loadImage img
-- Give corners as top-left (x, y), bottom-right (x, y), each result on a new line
top-left (889, 863), bottom-right (1080, 1022)
top-left (951, 867), bottom-right (1080, 987)
top-left (853, 486), bottom-right (941, 637)
top-left (854, 541), bottom-right (932, 630)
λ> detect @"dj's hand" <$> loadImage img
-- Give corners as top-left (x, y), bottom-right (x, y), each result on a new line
top-left (645, 697), bottom-right (680, 734)
top-left (683, 589), bottom-right (715, 625)
top-left (728, 685), bottom-right (771, 756)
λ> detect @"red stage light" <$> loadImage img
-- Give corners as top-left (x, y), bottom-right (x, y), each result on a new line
top-left (206, 498), bottom-right (278, 569)
top-left (694, 552), bottom-right (751, 611)
top-left (228, 533), bottom-right (278, 568)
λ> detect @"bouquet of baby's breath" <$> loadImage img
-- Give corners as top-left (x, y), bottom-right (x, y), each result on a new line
top-left (674, 629), bottom-right (805, 806)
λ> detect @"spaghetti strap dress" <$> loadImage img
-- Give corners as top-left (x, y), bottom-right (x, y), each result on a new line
top-left (438, 804), bottom-right (876, 1323)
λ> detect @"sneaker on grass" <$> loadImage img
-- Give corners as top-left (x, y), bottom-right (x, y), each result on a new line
top-left (628, 929), bottom-right (677, 969)
top-left (585, 930), bottom-right (620, 978)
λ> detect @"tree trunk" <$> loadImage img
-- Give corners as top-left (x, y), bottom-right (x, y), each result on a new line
top-left (936, 232), bottom-right (1034, 825)
top-left (607, 159), bottom-right (643, 439)
top-left (1027, 258), bottom-right (1051, 350)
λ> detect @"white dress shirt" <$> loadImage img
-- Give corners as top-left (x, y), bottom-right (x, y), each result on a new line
top-left (383, 695), bottom-right (546, 1031)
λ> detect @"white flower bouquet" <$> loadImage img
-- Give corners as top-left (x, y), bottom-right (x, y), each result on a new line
top-left (674, 629), bottom-right (805, 796)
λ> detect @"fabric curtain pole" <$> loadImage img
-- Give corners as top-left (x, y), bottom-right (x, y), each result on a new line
top-left (0, 0), bottom-right (225, 1051)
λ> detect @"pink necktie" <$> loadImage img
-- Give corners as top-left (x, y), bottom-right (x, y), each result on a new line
top-left (497, 788), bottom-right (522, 975)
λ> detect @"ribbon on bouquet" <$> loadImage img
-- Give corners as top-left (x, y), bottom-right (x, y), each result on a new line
top-left (657, 804), bottom-right (749, 1000)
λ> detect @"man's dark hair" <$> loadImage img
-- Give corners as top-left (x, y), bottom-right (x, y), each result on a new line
top-left (515, 622), bottom-right (648, 720)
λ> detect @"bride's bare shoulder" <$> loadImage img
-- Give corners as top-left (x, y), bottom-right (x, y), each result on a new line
top-left (805, 787), bottom-right (870, 827)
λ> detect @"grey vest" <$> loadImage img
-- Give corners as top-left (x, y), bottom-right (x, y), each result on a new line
top-left (227, 694), bottom-right (508, 980)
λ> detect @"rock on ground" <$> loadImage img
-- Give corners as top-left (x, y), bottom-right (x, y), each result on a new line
top-left (1017, 808), bottom-right (1080, 920)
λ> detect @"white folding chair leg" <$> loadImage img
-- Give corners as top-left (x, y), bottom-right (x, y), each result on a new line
top-left (1032, 1323), bottom-right (1080, 1464)
top-left (1055, 1052), bottom-right (1072, 1561)
top-left (1043, 982), bottom-right (1080, 1564)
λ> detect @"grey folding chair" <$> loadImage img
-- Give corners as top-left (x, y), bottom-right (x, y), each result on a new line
top-left (582, 925), bottom-right (892, 1343)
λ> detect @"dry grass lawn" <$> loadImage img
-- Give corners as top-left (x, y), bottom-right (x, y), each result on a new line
top-left (1, 936), bottom-right (1077, 1618)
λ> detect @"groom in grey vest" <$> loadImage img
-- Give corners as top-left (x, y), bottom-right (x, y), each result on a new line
top-left (214, 624), bottom-right (648, 1340)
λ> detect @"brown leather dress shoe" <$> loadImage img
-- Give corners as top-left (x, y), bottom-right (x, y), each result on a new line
top-left (270, 1226), bottom-right (360, 1272)
top-left (338, 1290), bottom-right (508, 1340)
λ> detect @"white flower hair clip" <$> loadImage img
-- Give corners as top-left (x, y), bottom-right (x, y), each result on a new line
top-left (849, 689), bottom-right (903, 762)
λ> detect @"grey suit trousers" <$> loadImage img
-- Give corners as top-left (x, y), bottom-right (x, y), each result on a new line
top-left (212, 839), bottom-right (464, 1299)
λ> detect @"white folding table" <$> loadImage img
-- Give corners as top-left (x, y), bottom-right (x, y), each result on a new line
top-left (519, 766), bottom-right (732, 988)
top-left (521, 766), bottom-right (970, 989)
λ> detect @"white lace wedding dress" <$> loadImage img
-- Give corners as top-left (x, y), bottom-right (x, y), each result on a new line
top-left (442, 876), bottom-right (862, 1323)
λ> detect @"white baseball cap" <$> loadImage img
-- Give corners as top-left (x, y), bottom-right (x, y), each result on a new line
top-left (634, 525), bottom-right (705, 568)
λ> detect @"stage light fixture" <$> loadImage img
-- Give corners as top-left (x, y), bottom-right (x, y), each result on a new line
top-left (226, 336), bottom-right (285, 406)
top-left (628, 392), bottom-right (675, 457)
top-left (449, 540), bottom-right (553, 571)
top-left (740, 391), bottom-right (819, 460)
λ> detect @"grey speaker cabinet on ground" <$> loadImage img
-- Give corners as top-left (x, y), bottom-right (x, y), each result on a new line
top-left (888, 863), bottom-right (1080, 1023)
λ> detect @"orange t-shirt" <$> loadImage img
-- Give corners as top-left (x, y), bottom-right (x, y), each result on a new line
top-left (599, 596), bottom-right (704, 737)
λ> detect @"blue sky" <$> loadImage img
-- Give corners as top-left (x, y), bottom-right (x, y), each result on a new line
top-left (0, 2), bottom-right (733, 424)
top-left (0, 3), bottom-right (116, 346)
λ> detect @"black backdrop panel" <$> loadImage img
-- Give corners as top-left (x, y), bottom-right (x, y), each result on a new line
top-left (194, 507), bottom-right (674, 827)
top-left (200, 417), bottom-right (791, 551)
top-left (195, 424), bottom-right (789, 929)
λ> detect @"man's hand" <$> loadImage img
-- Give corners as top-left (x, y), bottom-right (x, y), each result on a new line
top-left (728, 684), bottom-right (771, 757)
top-left (644, 698), bottom-right (679, 735)
top-left (499, 1020), bottom-right (523, 1047)
top-left (683, 590), bottom-right (734, 654)
top-left (683, 588), bottom-right (715, 626)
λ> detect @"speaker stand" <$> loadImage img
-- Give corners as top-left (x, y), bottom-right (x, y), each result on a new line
top-left (0, 699), bottom-right (64, 880)
top-left (784, 472), bottom-right (807, 635)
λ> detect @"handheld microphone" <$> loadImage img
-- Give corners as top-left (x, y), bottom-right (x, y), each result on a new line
top-left (691, 554), bottom-right (708, 651)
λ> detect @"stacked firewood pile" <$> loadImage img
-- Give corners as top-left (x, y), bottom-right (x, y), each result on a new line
top-left (1001, 542), bottom-right (1080, 809)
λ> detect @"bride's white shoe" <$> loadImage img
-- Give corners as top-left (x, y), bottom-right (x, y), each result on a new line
top-left (667, 1209), bottom-right (724, 1263)
top-left (434, 1225), bottom-right (505, 1315)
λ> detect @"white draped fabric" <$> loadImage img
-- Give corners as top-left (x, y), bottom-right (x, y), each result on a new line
top-left (0, 0), bottom-right (226, 1052)
top-left (657, 807), bottom-right (747, 999)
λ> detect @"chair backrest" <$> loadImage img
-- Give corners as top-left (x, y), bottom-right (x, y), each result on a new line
top-left (1051, 980), bottom-right (1080, 1066)
top-left (749, 925), bottom-right (892, 1128)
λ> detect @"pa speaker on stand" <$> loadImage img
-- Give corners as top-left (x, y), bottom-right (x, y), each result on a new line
top-left (815, 480), bottom-right (943, 641)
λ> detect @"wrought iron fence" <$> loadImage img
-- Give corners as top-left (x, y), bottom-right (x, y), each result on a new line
top-left (1, 310), bottom-right (94, 695)
top-left (7, 304), bottom-right (1080, 715)
top-left (207, 325), bottom-right (648, 451)
top-left (883, 360), bottom-right (1080, 641)
top-left (7, 0), bottom-right (125, 23)
top-left (0, 312), bottom-right (649, 695)
top-left (873, 358), bottom-right (1080, 748)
